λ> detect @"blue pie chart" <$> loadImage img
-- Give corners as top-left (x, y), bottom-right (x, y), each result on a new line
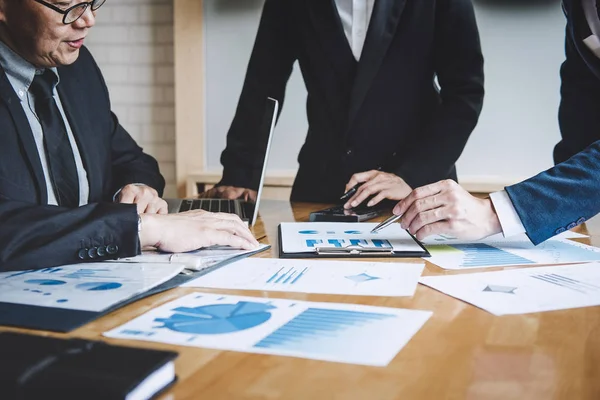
top-left (24, 279), bottom-right (66, 286)
top-left (155, 301), bottom-right (275, 334)
top-left (75, 282), bottom-right (122, 291)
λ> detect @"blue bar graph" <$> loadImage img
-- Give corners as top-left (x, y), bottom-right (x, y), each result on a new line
top-left (265, 267), bottom-right (309, 285)
top-left (452, 244), bottom-right (535, 267)
top-left (254, 308), bottom-right (395, 353)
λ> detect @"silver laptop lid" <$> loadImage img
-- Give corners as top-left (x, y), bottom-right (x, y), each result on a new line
top-left (249, 97), bottom-right (279, 226)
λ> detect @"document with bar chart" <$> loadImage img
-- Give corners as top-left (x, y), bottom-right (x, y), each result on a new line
top-left (104, 292), bottom-right (432, 366)
top-left (420, 263), bottom-right (600, 315)
top-left (422, 233), bottom-right (600, 270)
top-left (182, 258), bottom-right (424, 297)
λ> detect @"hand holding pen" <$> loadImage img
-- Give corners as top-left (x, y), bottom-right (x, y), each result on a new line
top-left (342, 169), bottom-right (412, 209)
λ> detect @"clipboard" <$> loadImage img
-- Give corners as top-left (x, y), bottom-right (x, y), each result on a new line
top-left (277, 224), bottom-right (430, 259)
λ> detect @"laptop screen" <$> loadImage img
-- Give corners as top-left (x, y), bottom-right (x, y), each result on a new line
top-left (247, 97), bottom-right (279, 226)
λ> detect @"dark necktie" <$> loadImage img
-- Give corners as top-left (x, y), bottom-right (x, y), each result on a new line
top-left (30, 70), bottom-right (79, 208)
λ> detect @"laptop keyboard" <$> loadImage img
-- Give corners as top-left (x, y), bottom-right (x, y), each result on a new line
top-left (178, 199), bottom-right (236, 213)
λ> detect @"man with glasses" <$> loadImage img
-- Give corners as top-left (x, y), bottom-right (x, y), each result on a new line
top-left (390, 0), bottom-right (600, 245)
top-left (0, 0), bottom-right (259, 271)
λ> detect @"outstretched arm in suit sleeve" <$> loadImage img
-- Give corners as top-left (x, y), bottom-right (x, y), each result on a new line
top-left (218, 0), bottom-right (297, 190)
top-left (505, 139), bottom-right (600, 245)
top-left (393, 0), bottom-right (484, 188)
top-left (0, 199), bottom-right (141, 272)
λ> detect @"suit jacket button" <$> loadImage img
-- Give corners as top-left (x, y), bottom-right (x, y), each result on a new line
top-left (106, 244), bottom-right (119, 255)
top-left (88, 247), bottom-right (98, 259)
top-left (555, 227), bottom-right (566, 234)
top-left (97, 246), bottom-right (107, 257)
top-left (567, 222), bottom-right (577, 230)
top-left (577, 217), bottom-right (586, 225)
top-left (77, 249), bottom-right (88, 260)
top-left (346, 148), bottom-right (353, 156)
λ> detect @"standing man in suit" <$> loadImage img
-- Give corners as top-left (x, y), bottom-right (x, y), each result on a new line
top-left (207, 0), bottom-right (485, 204)
top-left (391, 0), bottom-right (600, 245)
top-left (0, 0), bottom-right (258, 272)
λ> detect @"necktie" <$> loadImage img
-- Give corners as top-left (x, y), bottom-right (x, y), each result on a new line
top-left (30, 70), bottom-right (79, 208)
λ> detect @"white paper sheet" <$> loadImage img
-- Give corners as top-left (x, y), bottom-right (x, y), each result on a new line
top-left (280, 222), bottom-right (424, 254)
top-left (183, 258), bottom-right (424, 297)
top-left (422, 234), bottom-right (600, 270)
top-left (0, 263), bottom-right (183, 311)
top-left (104, 292), bottom-right (432, 366)
top-left (118, 245), bottom-right (270, 271)
top-left (420, 263), bottom-right (600, 315)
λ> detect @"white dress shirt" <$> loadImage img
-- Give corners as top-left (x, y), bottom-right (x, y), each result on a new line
top-left (334, 0), bottom-right (376, 61)
top-left (490, 190), bottom-right (527, 238)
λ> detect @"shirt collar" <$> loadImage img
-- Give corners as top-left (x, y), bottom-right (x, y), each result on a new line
top-left (0, 40), bottom-right (60, 101)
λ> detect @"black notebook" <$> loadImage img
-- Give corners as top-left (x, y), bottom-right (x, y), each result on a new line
top-left (0, 332), bottom-right (177, 400)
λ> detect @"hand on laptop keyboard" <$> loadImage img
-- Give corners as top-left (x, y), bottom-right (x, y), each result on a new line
top-left (200, 186), bottom-right (257, 202)
top-left (138, 210), bottom-right (259, 253)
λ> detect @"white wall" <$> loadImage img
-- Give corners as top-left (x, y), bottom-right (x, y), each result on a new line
top-left (204, 0), bottom-right (566, 186)
top-left (85, 0), bottom-right (176, 197)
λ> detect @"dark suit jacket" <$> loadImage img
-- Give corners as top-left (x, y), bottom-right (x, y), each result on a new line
top-left (506, 0), bottom-right (600, 245)
top-left (0, 46), bottom-right (164, 271)
top-left (219, 0), bottom-right (485, 202)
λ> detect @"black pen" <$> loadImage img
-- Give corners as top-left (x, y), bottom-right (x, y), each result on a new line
top-left (340, 167), bottom-right (383, 201)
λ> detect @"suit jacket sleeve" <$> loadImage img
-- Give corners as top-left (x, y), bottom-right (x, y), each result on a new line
top-left (393, 0), bottom-right (484, 188)
top-left (0, 200), bottom-right (140, 272)
top-left (85, 50), bottom-right (165, 197)
top-left (505, 139), bottom-right (600, 245)
top-left (218, 0), bottom-right (297, 190)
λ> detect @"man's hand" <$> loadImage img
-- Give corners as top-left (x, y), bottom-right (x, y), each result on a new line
top-left (118, 184), bottom-right (168, 214)
top-left (393, 180), bottom-right (502, 241)
top-left (344, 170), bottom-right (412, 209)
top-left (201, 186), bottom-right (257, 202)
top-left (139, 210), bottom-right (260, 253)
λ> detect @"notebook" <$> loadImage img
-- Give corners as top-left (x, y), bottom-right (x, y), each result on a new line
top-left (0, 332), bottom-right (177, 400)
top-left (165, 97), bottom-right (279, 226)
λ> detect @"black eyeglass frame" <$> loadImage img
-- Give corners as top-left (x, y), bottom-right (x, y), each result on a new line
top-left (32, 0), bottom-right (105, 24)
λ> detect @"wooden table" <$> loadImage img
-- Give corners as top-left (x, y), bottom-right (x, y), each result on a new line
top-left (3, 200), bottom-right (600, 399)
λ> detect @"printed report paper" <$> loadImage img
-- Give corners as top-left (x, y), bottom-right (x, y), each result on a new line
top-left (183, 258), bottom-right (425, 297)
top-left (105, 292), bottom-right (432, 366)
top-left (420, 263), bottom-right (600, 315)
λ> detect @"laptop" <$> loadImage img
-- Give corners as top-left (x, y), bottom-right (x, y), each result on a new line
top-left (166, 97), bottom-right (279, 227)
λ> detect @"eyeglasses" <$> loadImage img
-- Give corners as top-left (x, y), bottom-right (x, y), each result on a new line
top-left (33, 0), bottom-right (106, 24)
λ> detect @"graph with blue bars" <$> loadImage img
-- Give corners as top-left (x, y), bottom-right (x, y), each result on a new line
top-left (254, 308), bottom-right (395, 357)
top-left (266, 266), bottom-right (309, 285)
top-left (452, 243), bottom-right (535, 267)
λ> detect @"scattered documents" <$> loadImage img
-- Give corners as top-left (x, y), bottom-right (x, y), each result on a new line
top-left (105, 292), bottom-right (432, 366)
top-left (422, 233), bottom-right (600, 270)
top-left (279, 222), bottom-right (427, 256)
top-left (118, 244), bottom-right (270, 271)
top-left (420, 263), bottom-right (600, 315)
top-left (0, 263), bottom-right (183, 312)
top-left (183, 258), bottom-right (425, 297)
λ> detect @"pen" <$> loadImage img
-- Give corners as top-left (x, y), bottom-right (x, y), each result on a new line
top-left (340, 167), bottom-right (383, 201)
top-left (370, 214), bottom-right (402, 233)
top-left (340, 183), bottom-right (361, 202)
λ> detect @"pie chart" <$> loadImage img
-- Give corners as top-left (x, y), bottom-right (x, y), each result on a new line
top-left (155, 301), bottom-right (275, 334)
top-left (75, 282), bottom-right (122, 291)
top-left (24, 279), bottom-right (66, 286)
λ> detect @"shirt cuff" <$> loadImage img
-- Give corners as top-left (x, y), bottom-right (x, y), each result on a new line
top-left (489, 190), bottom-right (526, 238)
